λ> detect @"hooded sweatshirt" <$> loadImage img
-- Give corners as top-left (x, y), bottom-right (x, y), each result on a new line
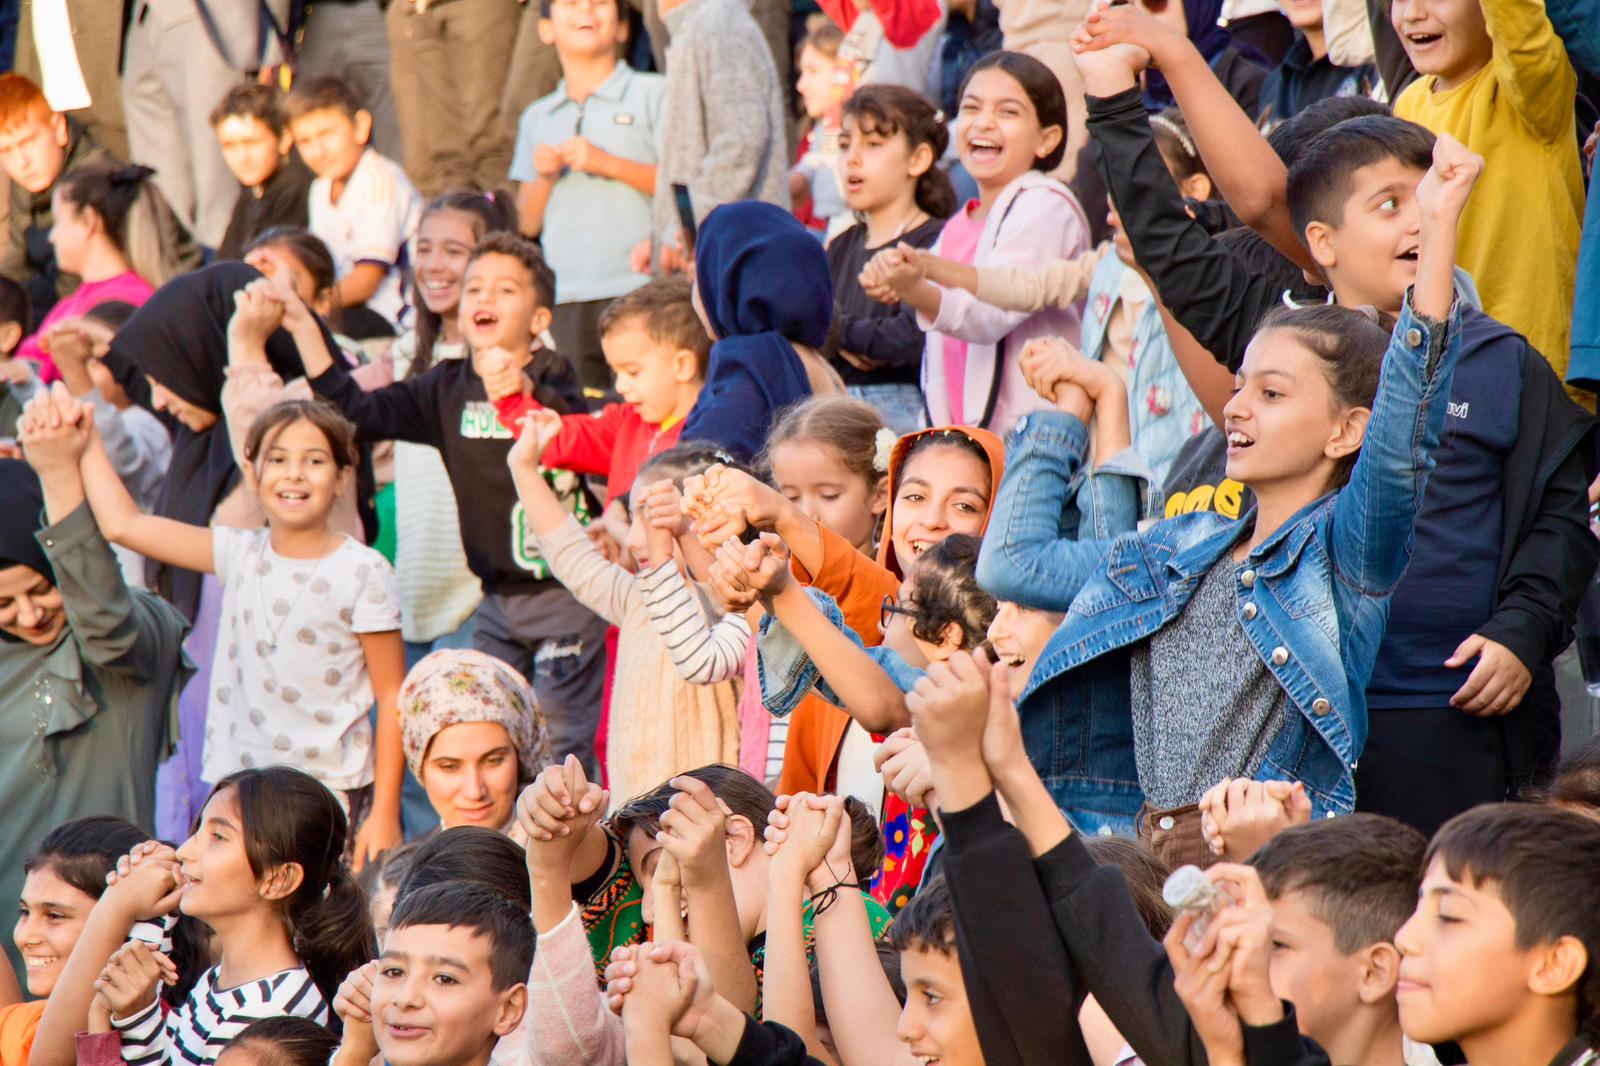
top-left (778, 425), bottom-right (1006, 795)
top-left (681, 202), bottom-right (833, 462)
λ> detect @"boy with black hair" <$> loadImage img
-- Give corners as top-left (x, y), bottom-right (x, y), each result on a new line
top-left (1071, 37), bottom-right (1597, 839)
top-left (510, 0), bottom-right (663, 395)
top-left (288, 75), bottom-right (421, 337)
top-left (368, 881), bottom-right (532, 1066)
top-left (290, 232), bottom-right (611, 779)
top-left (1394, 803), bottom-right (1600, 1066)
top-left (209, 83), bottom-right (313, 262)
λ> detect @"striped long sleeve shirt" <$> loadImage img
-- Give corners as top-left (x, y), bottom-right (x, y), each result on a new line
top-left (113, 965), bottom-right (328, 1064)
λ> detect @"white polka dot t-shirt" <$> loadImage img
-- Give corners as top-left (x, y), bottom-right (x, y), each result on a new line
top-left (205, 527), bottom-right (401, 792)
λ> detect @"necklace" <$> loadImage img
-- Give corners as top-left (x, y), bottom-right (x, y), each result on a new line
top-left (258, 533), bottom-right (337, 654)
top-left (869, 204), bottom-right (929, 250)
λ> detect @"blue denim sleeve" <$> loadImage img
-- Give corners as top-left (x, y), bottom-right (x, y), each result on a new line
top-left (1329, 292), bottom-right (1463, 596)
top-left (757, 588), bottom-right (923, 715)
top-left (976, 411), bottom-right (1126, 612)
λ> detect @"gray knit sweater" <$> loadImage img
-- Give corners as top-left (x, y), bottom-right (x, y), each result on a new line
top-left (652, 0), bottom-right (791, 247)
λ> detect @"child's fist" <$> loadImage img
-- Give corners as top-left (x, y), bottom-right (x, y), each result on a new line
top-left (476, 346), bottom-right (527, 402)
top-left (639, 479), bottom-right (689, 536)
top-left (1416, 132), bottom-right (1484, 225)
top-left (907, 648), bottom-right (995, 764)
top-left (533, 143), bottom-right (564, 180)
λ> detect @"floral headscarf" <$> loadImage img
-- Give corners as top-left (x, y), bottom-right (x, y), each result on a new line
top-left (397, 649), bottom-right (551, 782)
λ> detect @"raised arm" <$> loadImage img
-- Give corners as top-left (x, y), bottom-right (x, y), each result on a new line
top-left (1072, 37), bottom-right (1289, 371)
top-left (1483, 0), bottom-right (1580, 144)
top-left (1330, 135), bottom-right (1477, 594)
top-left (1075, 3), bottom-right (1309, 267)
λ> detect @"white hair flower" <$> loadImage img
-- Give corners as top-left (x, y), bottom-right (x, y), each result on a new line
top-left (873, 427), bottom-right (897, 473)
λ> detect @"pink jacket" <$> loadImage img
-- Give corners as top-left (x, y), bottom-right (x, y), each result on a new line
top-left (918, 170), bottom-right (1091, 435)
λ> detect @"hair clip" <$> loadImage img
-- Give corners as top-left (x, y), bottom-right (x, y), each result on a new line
top-left (1149, 114), bottom-right (1198, 160)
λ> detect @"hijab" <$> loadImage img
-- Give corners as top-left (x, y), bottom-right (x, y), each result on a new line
top-left (1144, 0), bottom-right (1236, 109)
top-left (681, 201), bottom-right (833, 463)
top-left (0, 460), bottom-right (54, 586)
top-left (110, 261), bottom-right (350, 619)
top-left (396, 649), bottom-right (551, 783)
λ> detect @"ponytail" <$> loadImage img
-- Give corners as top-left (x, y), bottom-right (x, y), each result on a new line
top-left (211, 766), bottom-right (377, 1006)
top-left (57, 164), bottom-right (181, 288)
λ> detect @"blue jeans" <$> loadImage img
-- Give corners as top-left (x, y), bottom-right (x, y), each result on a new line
top-left (847, 383), bottom-right (926, 437)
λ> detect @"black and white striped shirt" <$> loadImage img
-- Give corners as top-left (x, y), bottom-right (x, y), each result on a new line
top-left (113, 965), bottom-right (329, 1064)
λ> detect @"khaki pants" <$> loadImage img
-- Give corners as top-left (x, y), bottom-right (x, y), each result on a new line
top-left (386, 0), bottom-right (521, 196)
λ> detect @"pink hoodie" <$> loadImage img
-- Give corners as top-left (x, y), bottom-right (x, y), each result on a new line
top-left (917, 169), bottom-right (1091, 436)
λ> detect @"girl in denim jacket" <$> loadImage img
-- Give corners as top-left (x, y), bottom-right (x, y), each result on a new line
top-left (975, 136), bottom-right (1481, 841)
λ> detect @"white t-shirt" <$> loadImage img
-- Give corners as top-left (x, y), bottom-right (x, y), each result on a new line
top-left (308, 148), bottom-right (422, 329)
top-left (206, 527), bottom-right (401, 791)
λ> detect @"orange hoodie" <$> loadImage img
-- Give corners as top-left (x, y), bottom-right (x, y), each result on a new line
top-left (777, 426), bottom-right (1007, 796)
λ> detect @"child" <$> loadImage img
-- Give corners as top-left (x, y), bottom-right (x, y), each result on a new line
top-left (72, 389), bottom-right (406, 867)
top-left (210, 84), bottom-right (313, 262)
top-left (1390, 0), bottom-right (1586, 401)
top-left (366, 883), bottom-right (532, 1066)
top-left (298, 232), bottom-right (609, 778)
top-left (645, 0), bottom-right (789, 274)
top-left (606, 873), bottom-right (970, 1066)
top-left (373, 192), bottom-right (510, 656)
top-left (1395, 803), bottom-right (1600, 1066)
top-left (861, 51), bottom-right (1090, 436)
top-left (791, 23), bottom-right (852, 239)
top-left (19, 164), bottom-right (172, 382)
top-left (55, 767), bottom-right (373, 1065)
top-left (725, 533), bottom-right (996, 910)
top-left (679, 201), bottom-right (842, 464)
top-left (1256, 0), bottom-right (1373, 128)
top-left (1069, 29), bottom-right (1597, 836)
top-left (213, 1018), bottom-right (339, 1066)
top-left (510, 0), bottom-right (664, 395)
top-left (0, 276), bottom-right (36, 440)
top-left (685, 423), bottom-right (1003, 797)
top-left (880, 105), bottom-right (1211, 483)
top-left (287, 76), bottom-right (422, 339)
top-left (506, 437), bottom-right (745, 800)
top-left (3, 816), bottom-right (148, 1065)
top-left (502, 276), bottom-right (709, 510)
top-left (41, 301), bottom-right (171, 589)
top-left (824, 85), bottom-right (954, 435)
top-left (973, 131), bottom-right (1477, 844)
top-left (0, 74), bottom-right (197, 320)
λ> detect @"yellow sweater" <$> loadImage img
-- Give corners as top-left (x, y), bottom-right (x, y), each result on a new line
top-left (1394, 0), bottom-right (1585, 403)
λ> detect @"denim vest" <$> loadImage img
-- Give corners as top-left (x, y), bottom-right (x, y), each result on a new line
top-left (977, 297), bottom-right (1462, 832)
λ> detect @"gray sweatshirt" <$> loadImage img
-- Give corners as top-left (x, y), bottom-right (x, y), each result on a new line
top-left (652, 0), bottom-right (790, 247)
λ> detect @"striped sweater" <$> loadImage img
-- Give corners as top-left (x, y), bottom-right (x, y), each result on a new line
top-left (112, 965), bottom-right (328, 1064)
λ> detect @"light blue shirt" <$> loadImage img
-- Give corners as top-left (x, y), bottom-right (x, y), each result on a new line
top-left (510, 63), bottom-right (665, 304)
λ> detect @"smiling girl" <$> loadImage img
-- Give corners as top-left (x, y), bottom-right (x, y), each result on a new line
top-left (69, 388), bottom-right (407, 869)
top-left (40, 766), bottom-right (373, 1066)
top-left (862, 51), bottom-right (1091, 436)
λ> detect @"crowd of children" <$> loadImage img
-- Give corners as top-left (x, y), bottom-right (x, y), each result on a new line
top-left (0, 0), bottom-right (1599, 1063)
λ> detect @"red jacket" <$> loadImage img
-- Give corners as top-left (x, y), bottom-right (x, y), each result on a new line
top-left (495, 396), bottom-right (684, 506)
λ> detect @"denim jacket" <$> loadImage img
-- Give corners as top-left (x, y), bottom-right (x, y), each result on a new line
top-left (977, 296), bottom-right (1463, 831)
top-left (757, 588), bottom-right (924, 715)
top-left (1080, 252), bottom-right (1209, 484)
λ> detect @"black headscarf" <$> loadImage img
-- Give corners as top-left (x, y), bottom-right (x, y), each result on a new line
top-left (110, 261), bottom-right (352, 620)
top-left (0, 460), bottom-right (53, 588)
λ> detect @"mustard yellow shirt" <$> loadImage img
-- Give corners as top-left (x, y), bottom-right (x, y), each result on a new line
top-left (1394, 0), bottom-right (1586, 403)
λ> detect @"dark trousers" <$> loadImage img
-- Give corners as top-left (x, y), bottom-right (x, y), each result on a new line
top-left (1355, 670), bottom-right (1560, 839)
top-left (551, 298), bottom-right (616, 397)
top-left (472, 584), bottom-right (610, 778)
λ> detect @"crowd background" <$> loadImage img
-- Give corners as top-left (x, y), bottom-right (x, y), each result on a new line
top-left (0, 0), bottom-right (1597, 1064)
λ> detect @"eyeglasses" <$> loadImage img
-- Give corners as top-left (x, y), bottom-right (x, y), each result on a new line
top-left (880, 594), bottom-right (920, 629)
